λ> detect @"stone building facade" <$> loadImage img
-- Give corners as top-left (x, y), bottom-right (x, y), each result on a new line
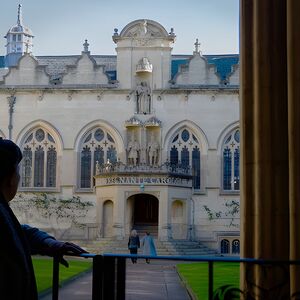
top-left (0, 6), bottom-right (240, 254)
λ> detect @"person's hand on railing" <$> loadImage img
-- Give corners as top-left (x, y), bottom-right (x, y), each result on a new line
top-left (42, 239), bottom-right (88, 267)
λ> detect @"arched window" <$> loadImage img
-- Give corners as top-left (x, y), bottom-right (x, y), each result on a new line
top-left (220, 239), bottom-right (230, 254)
top-left (80, 127), bottom-right (117, 188)
top-left (222, 128), bottom-right (240, 191)
top-left (232, 239), bottom-right (240, 254)
top-left (169, 128), bottom-right (200, 189)
top-left (21, 128), bottom-right (57, 188)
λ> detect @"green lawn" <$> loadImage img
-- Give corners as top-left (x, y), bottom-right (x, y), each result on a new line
top-left (177, 262), bottom-right (240, 300)
top-left (32, 257), bottom-right (92, 293)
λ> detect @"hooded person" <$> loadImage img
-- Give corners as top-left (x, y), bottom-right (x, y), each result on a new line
top-left (0, 138), bottom-right (87, 300)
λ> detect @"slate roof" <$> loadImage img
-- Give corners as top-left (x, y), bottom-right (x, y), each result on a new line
top-left (205, 55), bottom-right (239, 81)
top-left (0, 53), bottom-right (239, 83)
top-left (0, 56), bottom-right (5, 68)
top-left (170, 54), bottom-right (239, 81)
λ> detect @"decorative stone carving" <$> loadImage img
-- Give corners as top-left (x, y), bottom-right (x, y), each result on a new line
top-left (147, 133), bottom-right (159, 165)
top-left (136, 57), bottom-right (153, 73)
top-left (127, 134), bottom-right (140, 166)
top-left (125, 116), bottom-right (142, 127)
top-left (136, 82), bottom-right (151, 114)
top-left (144, 117), bottom-right (162, 127)
top-left (83, 39), bottom-right (89, 53)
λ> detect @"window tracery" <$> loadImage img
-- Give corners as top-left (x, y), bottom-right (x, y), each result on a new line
top-left (169, 128), bottom-right (200, 189)
top-left (80, 127), bottom-right (117, 188)
top-left (222, 128), bottom-right (240, 191)
top-left (21, 128), bottom-right (57, 188)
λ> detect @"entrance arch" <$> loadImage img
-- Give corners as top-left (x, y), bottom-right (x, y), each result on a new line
top-left (127, 193), bottom-right (159, 236)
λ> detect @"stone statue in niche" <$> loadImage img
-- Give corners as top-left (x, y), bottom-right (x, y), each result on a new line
top-left (127, 134), bottom-right (140, 166)
top-left (136, 82), bottom-right (151, 114)
top-left (147, 133), bottom-right (159, 165)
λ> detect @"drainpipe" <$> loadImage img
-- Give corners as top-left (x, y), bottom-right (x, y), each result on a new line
top-left (7, 94), bottom-right (16, 140)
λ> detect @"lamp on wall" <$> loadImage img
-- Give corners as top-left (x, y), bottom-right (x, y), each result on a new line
top-left (140, 183), bottom-right (145, 192)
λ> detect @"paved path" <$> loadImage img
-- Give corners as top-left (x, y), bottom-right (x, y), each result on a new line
top-left (40, 260), bottom-right (191, 300)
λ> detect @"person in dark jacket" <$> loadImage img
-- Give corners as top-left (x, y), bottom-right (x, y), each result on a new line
top-left (128, 229), bottom-right (140, 264)
top-left (0, 138), bottom-right (87, 300)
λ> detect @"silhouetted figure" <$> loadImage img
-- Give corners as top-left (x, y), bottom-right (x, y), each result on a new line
top-left (0, 138), bottom-right (87, 300)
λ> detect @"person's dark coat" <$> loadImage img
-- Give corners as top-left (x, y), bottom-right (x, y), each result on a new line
top-left (128, 235), bottom-right (140, 251)
top-left (0, 193), bottom-right (56, 300)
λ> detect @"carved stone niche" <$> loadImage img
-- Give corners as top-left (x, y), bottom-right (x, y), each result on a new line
top-left (145, 119), bottom-right (161, 166)
top-left (125, 118), bottom-right (142, 166)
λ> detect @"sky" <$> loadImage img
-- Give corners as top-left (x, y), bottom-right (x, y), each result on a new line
top-left (0, 0), bottom-right (239, 56)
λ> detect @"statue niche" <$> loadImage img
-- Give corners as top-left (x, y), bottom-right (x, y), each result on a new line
top-left (147, 133), bottom-right (160, 165)
top-left (127, 133), bottom-right (140, 166)
top-left (136, 82), bottom-right (151, 114)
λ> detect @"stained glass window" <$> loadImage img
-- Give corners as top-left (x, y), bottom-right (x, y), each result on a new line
top-left (192, 146), bottom-right (200, 189)
top-left (232, 239), bottom-right (240, 254)
top-left (81, 146), bottom-right (91, 188)
top-left (46, 145), bottom-right (57, 187)
top-left (222, 128), bottom-right (240, 191)
top-left (80, 127), bottom-right (118, 188)
top-left (169, 128), bottom-right (201, 189)
top-left (21, 128), bottom-right (57, 188)
top-left (221, 239), bottom-right (230, 254)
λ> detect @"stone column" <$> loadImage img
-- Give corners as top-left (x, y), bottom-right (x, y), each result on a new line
top-left (158, 189), bottom-right (170, 241)
top-left (240, 0), bottom-right (300, 297)
top-left (287, 0), bottom-right (300, 295)
top-left (113, 189), bottom-right (125, 239)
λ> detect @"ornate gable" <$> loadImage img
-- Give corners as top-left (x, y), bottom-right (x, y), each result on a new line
top-left (62, 53), bottom-right (109, 85)
top-left (4, 53), bottom-right (50, 85)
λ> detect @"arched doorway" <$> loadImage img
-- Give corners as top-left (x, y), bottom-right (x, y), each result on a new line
top-left (127, 193), bottom-right (159, 236)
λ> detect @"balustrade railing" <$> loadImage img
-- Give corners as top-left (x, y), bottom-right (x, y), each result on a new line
top-left (49, 253), bottom-right (300, 300)
top-left (96, 161), bottom-right (192, 176)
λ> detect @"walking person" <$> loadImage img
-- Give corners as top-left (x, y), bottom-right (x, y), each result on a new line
top-left (142, 232), bottom-right (157, 264)
top-left (128, 229), bottom-right (140, 264)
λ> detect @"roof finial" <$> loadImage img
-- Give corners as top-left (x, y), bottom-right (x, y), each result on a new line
top-left (17, 4), bottom-right (23, 26)
top-left (83, 39), bottom-right (89, 53)
top-left (194, 38), bottom-right (200, 54)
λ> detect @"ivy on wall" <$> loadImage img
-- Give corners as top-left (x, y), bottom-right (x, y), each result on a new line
top-left (203, 200), bottom-right (240, 227)
top-left (12, 192), bottom-right (93, 226)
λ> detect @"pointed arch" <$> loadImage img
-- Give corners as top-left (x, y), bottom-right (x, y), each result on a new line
top-left (216, 121), bottom-right (239, 154)
top-left (16, 120), bottom-right (64, 152)
top-left (218, 122), bottom-right (240, 191)
top-left (75, 120), bottom-right (125, 189)
top-left (163, 120), bottom-right (209, 154)
top-left (164, 121), bottom-right (208, 190)
top-left (16, 120), bottom-right (63, 189)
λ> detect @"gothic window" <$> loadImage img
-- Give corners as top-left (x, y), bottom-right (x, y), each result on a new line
top-left (222, 128), bottom-right (240, 191)
top-left (80, 127), bottom-right (118, 189)
top-left (192, 146), bottom-right (201, 189)
top-left (21, 128), bottom-right (57, 188)
top-left (221, 239), bottom-right (230, 254)
top-left (169, 128), bottom-right (201, 189)
top-left (232, 239), bottom-right (240, 254)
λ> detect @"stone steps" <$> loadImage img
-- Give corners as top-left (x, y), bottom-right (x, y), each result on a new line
top-left (80, 238), bottom-right (217, 256)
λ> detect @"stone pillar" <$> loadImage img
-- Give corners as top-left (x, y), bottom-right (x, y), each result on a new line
top-left (158, 189), bottom-right (170, 241)
top-left (113, 190), bottom-right (125, 239)
top-left (240, 0), bottom-right (300, 297)
top-left (287, 0), bottom-right (300, 295)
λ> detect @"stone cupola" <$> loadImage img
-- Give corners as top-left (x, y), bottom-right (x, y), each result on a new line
top-left (5, 4), bottom-right (34, 67)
